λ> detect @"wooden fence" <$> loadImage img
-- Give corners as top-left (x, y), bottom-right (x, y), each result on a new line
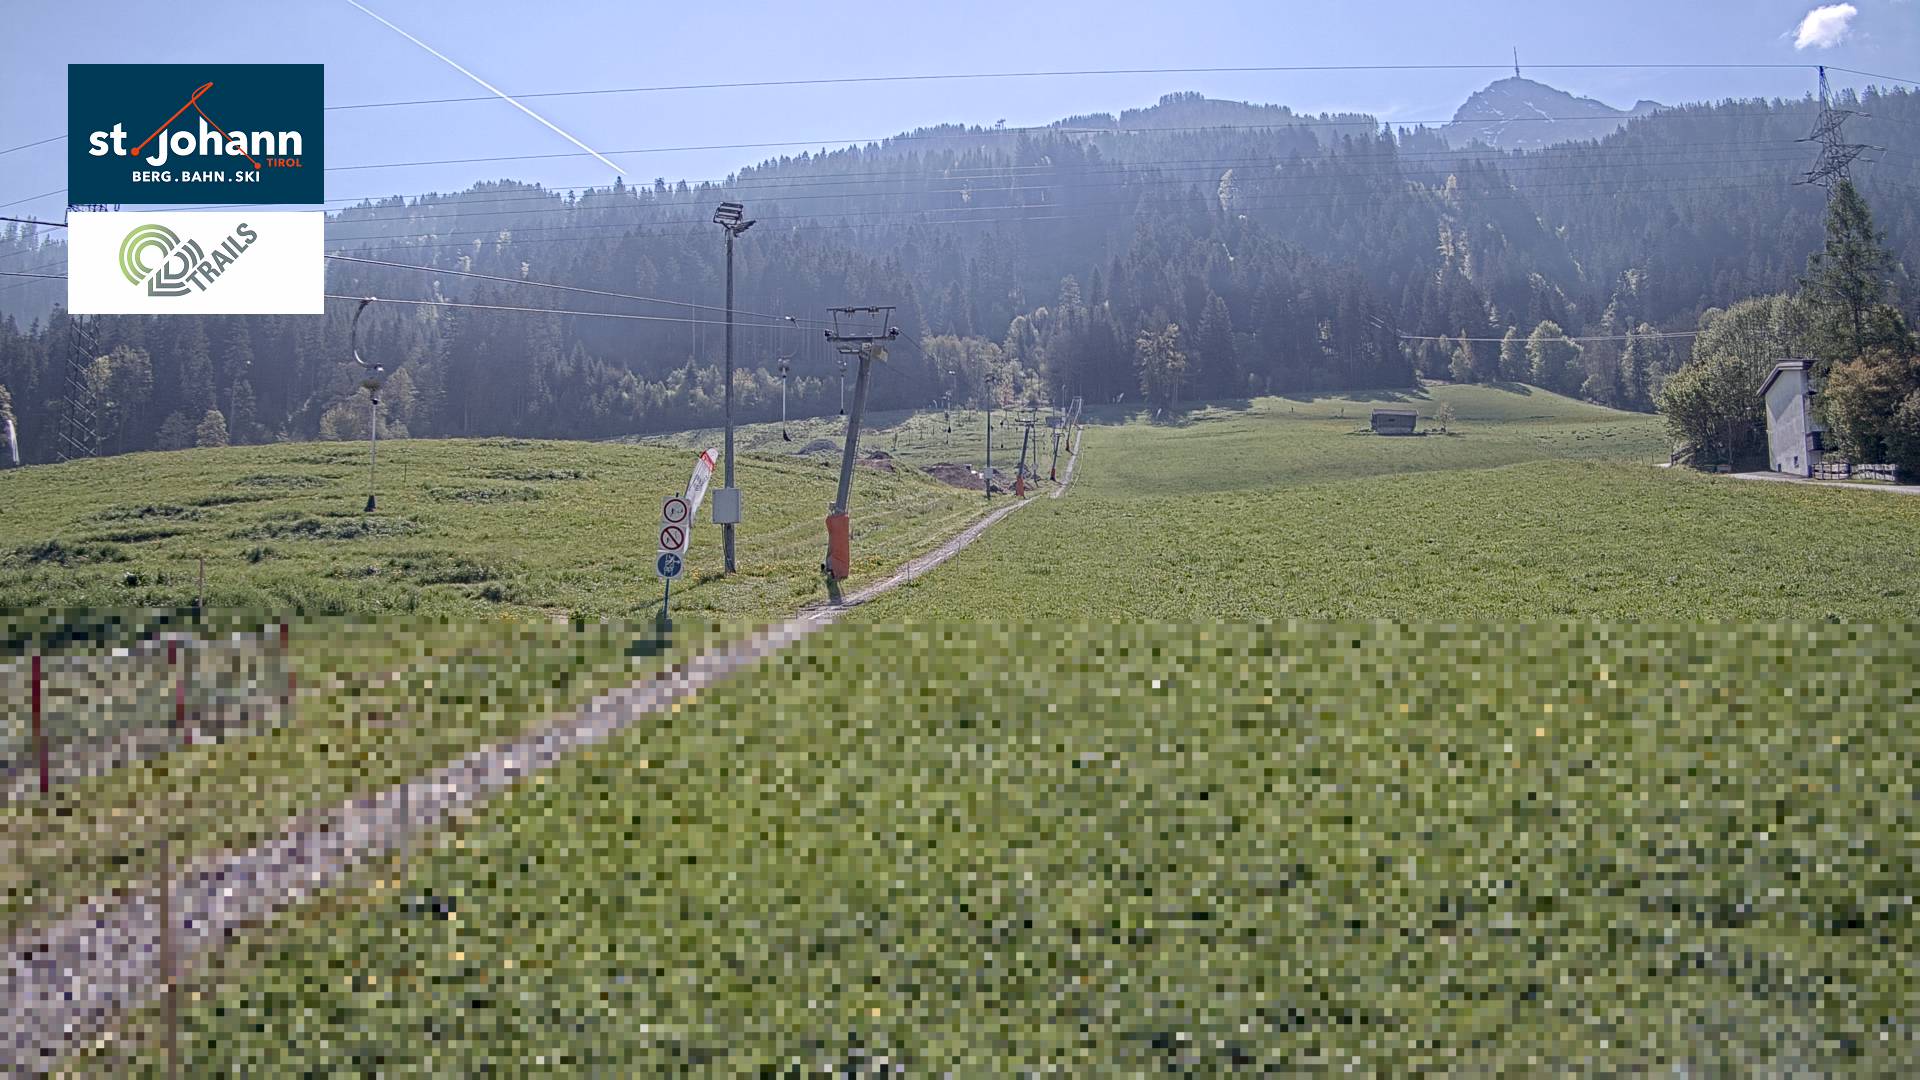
top-left (0, 628), bottom-right (293, 800)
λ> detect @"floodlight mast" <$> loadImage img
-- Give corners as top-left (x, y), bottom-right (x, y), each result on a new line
top-left (985, 371), bottom-right (996, 500)
top-left (349, 297), bottom-right (384, 512)
top-left (713, 202), bottom-right (756, 573)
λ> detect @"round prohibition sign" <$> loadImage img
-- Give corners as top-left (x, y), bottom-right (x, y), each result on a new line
top-left (661, 496), bottom-right (691, 525)
top-left (659, 524), bottom-right (686, 551)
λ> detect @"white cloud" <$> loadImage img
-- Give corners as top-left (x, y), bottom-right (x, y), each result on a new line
top-left (1793, 4), bottom-right (1858, 49)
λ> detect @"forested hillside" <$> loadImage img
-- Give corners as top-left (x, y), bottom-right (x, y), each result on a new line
top-left (2, 85), bottom-right (1916, 464)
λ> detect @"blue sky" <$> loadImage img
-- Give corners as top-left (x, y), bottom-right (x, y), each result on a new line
top-left (1, 0), bottom-right (1915, 219)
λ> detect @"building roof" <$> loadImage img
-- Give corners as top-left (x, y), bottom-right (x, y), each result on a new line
top-left (1759, 359), bottom-right (1811, 398)
top-left (1371, 408), bottom-right (1419, 417)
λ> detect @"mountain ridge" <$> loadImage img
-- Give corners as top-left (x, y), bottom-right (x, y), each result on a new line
top-left (1441, 76), bottom-right (1664, 151)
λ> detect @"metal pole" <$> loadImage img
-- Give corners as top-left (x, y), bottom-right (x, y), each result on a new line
top-left (832, 348), bottom-right (876, 517)
top-left (1016, 423), bottom-right (1032, 497)
top-left (367, 392), bottom-right (378, 513)
top-left (985, 381), bottom-right (993, 500)
top-left (32, 654), bottom-right (47, 795)
top-left (722, 230), bottom-right (736, 573)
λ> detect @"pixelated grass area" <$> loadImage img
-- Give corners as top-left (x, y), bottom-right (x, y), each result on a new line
top-left (0, 617), bottom-right (736, 936)
top-left (83, 622), bottom-right (1918, 1073)
top-left (633, 383), bottom-right (1663, 487)
top-left (863, 460), bottom-right (1920, 621)
top-left (0, 437), bottom-right (986, 619)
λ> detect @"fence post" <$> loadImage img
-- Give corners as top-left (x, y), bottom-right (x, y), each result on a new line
top-left (32, 654), bottom-right (48, 795)
top-left (169, 642), bottom-right (183, 739)
top-left (160, 834), bottom-right (179, 1080)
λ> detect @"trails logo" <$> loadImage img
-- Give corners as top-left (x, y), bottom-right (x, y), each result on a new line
top-left (118, 222), bottom-right (258, 298)
top-left (69, 64), bottom-right (323, 205)
top-left (69, 211), bottom-right (322, 315)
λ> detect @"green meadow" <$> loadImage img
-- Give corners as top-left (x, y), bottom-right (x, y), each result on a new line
top-left (860, 385), bottom-right (1920, 620)
top-left (7, 382), bottom-right (1918, 1071)
top-left (80, 621), bottom-right (1919, 1073)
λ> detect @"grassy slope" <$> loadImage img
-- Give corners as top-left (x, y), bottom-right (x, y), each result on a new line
top-left (634, 405), bottom-right (1077, 479)
top-left (87, 622), bottom-right (1919, 1072)
top-left (0, 438), bottom-right (983, 619)
top-left (861, 385), bottom-right (1920, 620)
top-left (0, 438), bottom-right (986, 933)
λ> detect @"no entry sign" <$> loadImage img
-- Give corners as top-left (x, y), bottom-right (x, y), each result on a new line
top-left (659, 495), bottom-right (691, 557)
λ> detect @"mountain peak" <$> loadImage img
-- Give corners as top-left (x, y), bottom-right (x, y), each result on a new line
top-left (1443, 78), bottom-right (1664, 151)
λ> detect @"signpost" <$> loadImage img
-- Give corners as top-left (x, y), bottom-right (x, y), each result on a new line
top-left (655, 494), bottom-right (691, 630)
top-left (638, 452), bottom-right (718, 653)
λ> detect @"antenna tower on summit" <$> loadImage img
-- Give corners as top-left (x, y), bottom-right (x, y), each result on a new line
top-left (1513, 48), bottom-right (1520, 79)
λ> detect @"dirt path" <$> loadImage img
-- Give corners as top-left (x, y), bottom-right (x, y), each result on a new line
top-left (0, 439), bottom-right (1081, 1073)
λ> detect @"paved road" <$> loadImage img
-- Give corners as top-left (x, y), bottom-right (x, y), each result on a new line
top-left (0, 441), bottom-right (1079, 1074)
top-left (1727, 471), bottom-right (1920, 495)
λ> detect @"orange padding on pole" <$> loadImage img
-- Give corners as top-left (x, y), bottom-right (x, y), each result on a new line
top-left (826, 512), bottom-right (851, 581)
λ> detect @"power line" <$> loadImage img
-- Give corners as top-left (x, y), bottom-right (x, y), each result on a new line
top-left (0, 190), bottom-right (66, 211)
top-left (317, 170), bottom-right (1819, 251)
top-left (323, 291), bottom-right (787, 328)
top-left (5, 62), bottom-right (1913, 166)
top-left (325, 253), bottom-right (831, 327)
top-left (1399, 329), bottom-right (1698, 343)
top-left (318, 61), bottom-right (1897, 112)
top-left (0, 135), bottom-right (63, 157)
top-left (0, 99), bottom-right (1880, 194)
top-left (96, 133), bottom-right (1818, 221)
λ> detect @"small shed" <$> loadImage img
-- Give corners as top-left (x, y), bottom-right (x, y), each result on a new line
top-left (1761, 360), bottom-right (1824, 477)
top-left (1371, 408), bottom-right (1418, 436)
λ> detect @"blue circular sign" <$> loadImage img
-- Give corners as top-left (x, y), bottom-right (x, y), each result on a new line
top-left (656, 550), bottom-right (684, 579)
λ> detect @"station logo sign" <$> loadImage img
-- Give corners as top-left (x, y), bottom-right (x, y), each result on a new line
top-left (67, 211), bottom-right (323, 315)
top-left (69, 64), bottom-right (324, 205)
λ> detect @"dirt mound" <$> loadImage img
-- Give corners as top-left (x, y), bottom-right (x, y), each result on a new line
top-left (859, 450), bottom-right (896, 473)
top-left (794, 438), bottom-right (839, 455)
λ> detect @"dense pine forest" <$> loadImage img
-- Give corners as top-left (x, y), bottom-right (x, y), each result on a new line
top-left (2, 84), bottom-right (1916, 463)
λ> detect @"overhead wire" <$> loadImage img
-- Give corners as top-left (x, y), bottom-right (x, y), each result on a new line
top-left (323, 291), bottom-right (775, 327)
top-left (324, 253), bottom-right (832, 327)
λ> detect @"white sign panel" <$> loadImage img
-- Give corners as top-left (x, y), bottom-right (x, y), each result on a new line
top-left (67, 210), bottom-right (323, 315)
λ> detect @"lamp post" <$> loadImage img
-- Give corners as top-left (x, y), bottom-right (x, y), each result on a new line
top-left (984, 371), bottom-right (996, 500)
top-left (712, 202), bottom-right (755, 573)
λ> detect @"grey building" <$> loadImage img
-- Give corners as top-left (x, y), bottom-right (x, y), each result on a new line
top-left (1761, 360), bottom-right (1824, 477)
top-left (1371, 408), bottom-right (1418, 436)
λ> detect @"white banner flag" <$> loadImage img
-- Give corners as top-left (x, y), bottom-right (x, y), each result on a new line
top-left (684, 447), bottom-right (719, 516)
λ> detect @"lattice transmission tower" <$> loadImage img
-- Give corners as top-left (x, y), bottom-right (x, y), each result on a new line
top-left (1798, 66), bottom-right (1878, 191)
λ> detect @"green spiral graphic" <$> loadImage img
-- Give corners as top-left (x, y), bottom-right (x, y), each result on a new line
top-left (118, 224), bottom-right (180, 287)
